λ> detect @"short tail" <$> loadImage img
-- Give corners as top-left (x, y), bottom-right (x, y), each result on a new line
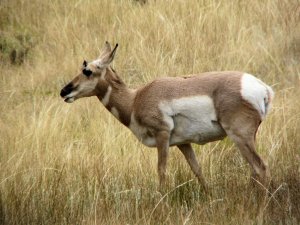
top-left (263, 85), bottom-right (274, 118)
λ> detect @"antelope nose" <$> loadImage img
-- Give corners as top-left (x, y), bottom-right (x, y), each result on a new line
top-left (60, 88), bottom-right (67, 97)
top-left (60, 83), bottom-right (73, 97)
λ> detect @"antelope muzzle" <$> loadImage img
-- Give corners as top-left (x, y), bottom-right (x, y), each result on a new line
top-left (60, 83), bottom-right (76, 103)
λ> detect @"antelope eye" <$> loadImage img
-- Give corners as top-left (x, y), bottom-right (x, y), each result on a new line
top-left (82, 68), bottom-right (92, 77)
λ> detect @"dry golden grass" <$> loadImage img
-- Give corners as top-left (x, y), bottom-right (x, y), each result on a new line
top-left (0, 0), bottom-right (300, 224)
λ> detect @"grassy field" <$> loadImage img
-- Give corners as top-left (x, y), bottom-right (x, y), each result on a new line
top-left (1, 0), bottom-right (300, 224)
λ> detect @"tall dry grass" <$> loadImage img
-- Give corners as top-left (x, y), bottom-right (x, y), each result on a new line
top-left (0, 0), bottom-right (300, 224)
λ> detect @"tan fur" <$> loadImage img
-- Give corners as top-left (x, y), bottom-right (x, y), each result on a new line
top-left (100, 68), bottom-right (135, 126)
top-left (133, 72), bottom-right (243, 131)
top-left (60, 42), bottom-right (272, 189)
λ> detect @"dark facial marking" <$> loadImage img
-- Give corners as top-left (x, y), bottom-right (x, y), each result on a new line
top-left (83, 68), bottom-right (92, 77)
top-left (60, 82), bottom-right (74, 97)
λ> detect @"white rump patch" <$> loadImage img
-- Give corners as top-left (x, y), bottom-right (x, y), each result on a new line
top-left (241, 73), bottom-right (274, 119)
top-left (101, 86), bottom-right (112, 106)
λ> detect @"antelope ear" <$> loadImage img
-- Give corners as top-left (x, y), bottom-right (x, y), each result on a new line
top-left (98, 41), bottom-right (112, 59)
top-left (97, 43), bottom-right (119, 68)
top-left (83, 60), bottom-right (88, 67)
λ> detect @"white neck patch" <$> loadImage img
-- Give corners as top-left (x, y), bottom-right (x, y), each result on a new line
top-left (101, 86), bottom-right (112, 106)
top-left (111, 107), bottom-right (120, 120)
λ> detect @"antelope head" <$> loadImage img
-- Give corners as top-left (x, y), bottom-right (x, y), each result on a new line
top-left (60, 42), bottom-right (119, 103)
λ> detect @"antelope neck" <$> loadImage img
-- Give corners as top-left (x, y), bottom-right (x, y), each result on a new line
top-left (96, 76), bottom-right (136, 127)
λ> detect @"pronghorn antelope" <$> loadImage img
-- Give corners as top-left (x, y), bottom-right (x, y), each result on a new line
top-left (60, 42), bottom-right (274, 189)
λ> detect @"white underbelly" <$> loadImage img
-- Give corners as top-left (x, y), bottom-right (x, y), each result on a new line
top-left (129, 118), bottom-right (225, 147)
top-left (161, 95), bottom-right (226, 145)
top-left (169, 115), bottom-right (226, 145)
top-left (129, 95), bottom-right (227, 147)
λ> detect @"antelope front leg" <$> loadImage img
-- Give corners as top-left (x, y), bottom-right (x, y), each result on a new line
top-left (155, 130), bottom-right (170, 187)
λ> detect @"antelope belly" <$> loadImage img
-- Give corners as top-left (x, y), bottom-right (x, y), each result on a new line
top-left (170, 114), bottom-right (225, 145)
top-left (159, 95), bottom-right (226, 145)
